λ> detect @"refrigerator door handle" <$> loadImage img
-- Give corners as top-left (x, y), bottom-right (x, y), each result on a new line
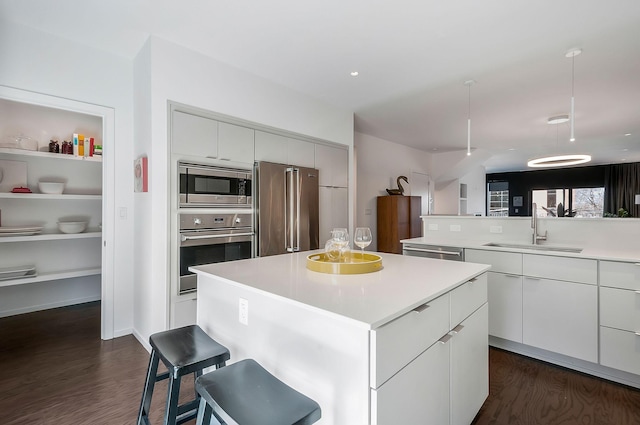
top-left (286, 167), bottom-right (295, 252)
top-left (294, 167), bottom-right (301, 252)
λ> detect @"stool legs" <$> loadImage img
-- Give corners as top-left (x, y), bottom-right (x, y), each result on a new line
top-left (195, 398), bottom-right (213, 425)
top-left (137, 349), bottom-right (161, 425)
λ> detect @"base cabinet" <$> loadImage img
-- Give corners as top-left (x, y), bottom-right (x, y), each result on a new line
top-left (487, 272), bottom-right (523, 342)
top-left (523, 277), bottom-right (597, 362)
top-left (451, 303), bottom-right (489, 425)
top-left (371, 338), bottom-right (450, 425)
top-left (370, 274), bottom-right (488, 425)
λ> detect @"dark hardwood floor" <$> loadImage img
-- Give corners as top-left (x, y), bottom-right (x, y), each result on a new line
top-left (1, 302), bottom-right (639, 424)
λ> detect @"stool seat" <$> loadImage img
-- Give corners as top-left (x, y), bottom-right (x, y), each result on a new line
top-left (137, 325), bottom-right (230, 425)
top-left (150, 325), bottom-right (230, 378)
top-left (195, 359), bottom-right (321, 425)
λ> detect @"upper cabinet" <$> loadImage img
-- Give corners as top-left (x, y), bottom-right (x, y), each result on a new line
top-left (217, 122), bottom-right (254, 164)
top-left (171, 111), bottom-right (255, 164)
top-left (254, 131), bottom-right (287, 163)
top-left (254, 131), bottom-right (314, 167)
top-left (315, 144), bottom-right (348, 187)
top-left (172, 111), bottom-right (218, 158)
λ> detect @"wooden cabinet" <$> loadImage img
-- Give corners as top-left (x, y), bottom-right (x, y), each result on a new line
top-left (376, 196), bottom-right (421, 254)
top-left (599, 260), bottom-right (640, 375)
top-left (370, 273), bottom-right (488, 425)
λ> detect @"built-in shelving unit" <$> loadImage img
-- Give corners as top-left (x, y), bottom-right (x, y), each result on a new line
top-left (0, 231), bottom-right (101, 243)
top-left (0, 267), bottom-right (102, 288)
top-left (0, 193), bottom-right (101, 200)
top-left (0, 147), bottom-right (102, 162)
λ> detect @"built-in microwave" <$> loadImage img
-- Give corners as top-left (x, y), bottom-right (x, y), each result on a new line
top-left (179, 162), bottom-right (252, 207)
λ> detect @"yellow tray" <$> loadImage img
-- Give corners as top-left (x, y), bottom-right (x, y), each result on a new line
top-left (306, 252), bottom-right (383, 274)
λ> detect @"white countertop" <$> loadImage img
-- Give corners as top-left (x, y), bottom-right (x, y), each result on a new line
top-left (191, 251), bottom-right (490, 329)
top-left (402, 236), bottom-right (640, 263)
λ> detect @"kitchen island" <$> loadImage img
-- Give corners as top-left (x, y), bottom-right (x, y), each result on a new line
top-left (191, 251), bottom-right (490, 424)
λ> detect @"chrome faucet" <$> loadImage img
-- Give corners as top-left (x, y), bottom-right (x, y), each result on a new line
top-left (531, 203), bottom-right (547, 245)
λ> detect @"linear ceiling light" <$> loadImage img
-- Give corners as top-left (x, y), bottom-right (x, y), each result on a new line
top-left (547, 115), bottom-right (569, 125)
top-left (566, 49), bottom-right (582, 142)
top-left (527, 154), bottom-right (591, 168)
top-left (464, 80), bottom-right (475, 156)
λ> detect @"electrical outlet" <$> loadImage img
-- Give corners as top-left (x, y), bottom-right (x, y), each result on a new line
top-left (239, 298), bottom-right (248, 325)
top-left (450, 224), bottom-right (461, 232)
top-left (364, 208), bottom-right (372, 216)
top-left (490, 225), bottom-right (503, 233)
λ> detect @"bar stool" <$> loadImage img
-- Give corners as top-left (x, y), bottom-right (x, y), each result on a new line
top-left (194, 359), bottom-right (321, 425)
top-left (137, 325), bottom-right (231, 425)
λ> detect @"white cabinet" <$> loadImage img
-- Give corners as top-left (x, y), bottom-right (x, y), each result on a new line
top-left (314, 143), bottom-right (348, 188)
top-left (523, 276), bottom-right (597, 362)
top-left (172, 297), bottom-right (197, 329)
top-left (451, 303), bottom-right (489, 425)
top-left (599, 260), bottom-right (640, 375)
top-left (217, 122), bottom-right (254, 164)
top-left (254, 130), bottom-right (287, 163)
top-left (254, 131), bottom-right (315, 168)
top-left (465, 249), bottom-right (523, 342)
top-left (318, 186), bottom-right (348, 243)
top-left (370, 273), bottom-right (488, 425)
top-left (171, 110), bottom-right (219, 158)
top-left (487, 271), bottom-right (523, 342)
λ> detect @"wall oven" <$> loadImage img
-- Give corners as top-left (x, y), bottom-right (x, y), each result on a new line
top-left (179, 212), bottom-right (253, 294)
top-left (179, 162), bottom-right (252, 207)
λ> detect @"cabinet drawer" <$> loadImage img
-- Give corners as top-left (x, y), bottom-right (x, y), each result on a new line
top-left (600, 326), bottom-right (640, 376)
top-left (600, 260), bottom-right (640, 291)
top-left (600, 287), bottom-right (640, 332)
top-left (523, 254), bottom-right (597, 285)
top-left (451, 273), bottom-right (488, 327)
top-left (371, 337), bottom-right (450, 425)
top-left (370, 293), bottom-right (450, 388)
top-left (465, 249), bottom-right (522, 275)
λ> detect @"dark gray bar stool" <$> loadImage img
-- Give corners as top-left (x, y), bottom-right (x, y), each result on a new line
top-left (195, 359), bottom-right (321, 425)
top-left (137, 325), bottom-right (231, 425)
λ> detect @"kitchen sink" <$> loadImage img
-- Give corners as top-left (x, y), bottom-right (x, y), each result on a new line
top-left (483, 242), bottom-right (583, 253)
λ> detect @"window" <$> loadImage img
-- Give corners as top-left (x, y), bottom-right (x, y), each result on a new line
top-left (488, 181), bottom-right (509, 216)
top-left (532, 187), bottom-right (604, 217)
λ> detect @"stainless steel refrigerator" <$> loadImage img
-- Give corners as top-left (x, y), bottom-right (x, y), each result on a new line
top-left (255, 161), bottom-right (319, 256)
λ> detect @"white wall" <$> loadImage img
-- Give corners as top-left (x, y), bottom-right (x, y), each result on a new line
top-left (0, 20), bottom-right (134, 336)
top-left (131, 37), bottom-right (355, 342)
top-left (355, 132), bottom-right (431, 251)
top-left (460, 164), bottom-right (487, 216)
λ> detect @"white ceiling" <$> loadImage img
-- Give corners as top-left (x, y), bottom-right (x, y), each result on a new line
top-left (2, 0), bottom-right (640, 173)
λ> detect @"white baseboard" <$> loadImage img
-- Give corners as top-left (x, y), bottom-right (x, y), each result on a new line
top-left (113, 328), bottom-right (133, 338)
top-left (133, 328), bottom-right (152, 352)
top-left (0, 295), bottom-right (101, 318)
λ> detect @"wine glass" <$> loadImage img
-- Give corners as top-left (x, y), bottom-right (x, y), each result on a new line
top-left (354, 227), bottom-right (372, 259)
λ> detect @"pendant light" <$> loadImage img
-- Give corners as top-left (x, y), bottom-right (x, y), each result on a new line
top-left (464, 80), bottom-right (475, 156)
top-left (566, 48), bottom-right (582, 142)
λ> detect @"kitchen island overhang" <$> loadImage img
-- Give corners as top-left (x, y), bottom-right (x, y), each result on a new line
top-left (190, 251), bottom-right (490, 424)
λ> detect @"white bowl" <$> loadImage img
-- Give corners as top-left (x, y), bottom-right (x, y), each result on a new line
top-left (39, 181), bottom-right (65, 194)
top-left (57, 221), bottom-right (87, 234)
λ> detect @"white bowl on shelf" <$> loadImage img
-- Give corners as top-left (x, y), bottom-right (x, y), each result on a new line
top-left (38, 181), bottom-right (65, 194)
top-left (57, 221), bottom-right (87, 234)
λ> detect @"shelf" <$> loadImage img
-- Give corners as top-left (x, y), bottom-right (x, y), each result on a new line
top-left (0, 267), bottom-right (101, 288)
top-left (0, 230), bottom-right (102, 243)
top-left (0, 147), bottom-right (102, 162)
top-left (0, 193), bottom-right (101, 200)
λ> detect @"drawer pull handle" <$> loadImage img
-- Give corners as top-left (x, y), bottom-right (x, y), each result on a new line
top-left (450, 324), bottom-right (464, 335)
top-left (636, 332), bottom-right (640, 337)
top-left (635, 291), bottom-right (640, 295)
top-left (526, 277), bottom-right (541, 281)
top-left (413, 304), bottom-right (430, 313)
top-left (469, 277), bottom-right (478, 283)
top-left (438, 334), bottom-right (453, 344)
top-left (506, 274), bottom-right (520, 278)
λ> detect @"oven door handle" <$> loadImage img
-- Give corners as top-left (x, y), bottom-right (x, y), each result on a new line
top-left (181, 232), bottom-right (254, 242)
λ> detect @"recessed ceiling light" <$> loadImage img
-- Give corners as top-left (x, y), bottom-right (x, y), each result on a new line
top-left (508, 148), bottom-right (516, 151)
top-left (623, 148), bottom-right (629, 151)
top-left (350, 71), bottom-right (359, 77)
top-left (547, 115), bottom-right (570, 125)
top-left (624, 133), bottom-right (632, 136)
